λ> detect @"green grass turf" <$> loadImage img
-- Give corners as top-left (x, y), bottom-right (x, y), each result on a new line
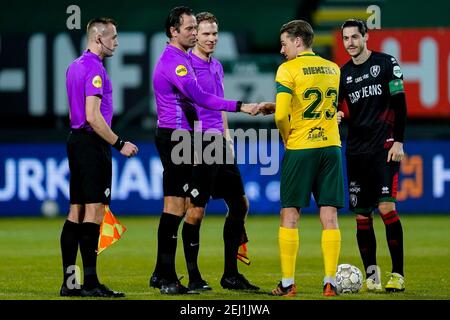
top-left (0, 214), bottom-right (449, 300)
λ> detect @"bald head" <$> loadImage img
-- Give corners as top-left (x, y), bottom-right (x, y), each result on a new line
top-left (87, 17), bottom-right (117, 40)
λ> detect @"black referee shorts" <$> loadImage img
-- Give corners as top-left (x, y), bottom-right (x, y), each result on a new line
top-left (189, 136), bottom-right (245, 207)
top-left (67, 129), bottom-right (112, 205)
top-left (155, 127), bottom-right (192, 197)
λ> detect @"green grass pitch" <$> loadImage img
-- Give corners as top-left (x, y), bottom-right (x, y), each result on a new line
top-left (0, 214), bottom-right (449, 300)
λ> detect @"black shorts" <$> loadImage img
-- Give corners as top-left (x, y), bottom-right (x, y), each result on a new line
top-left (67, 129), bottom-right (112, 205)
top-left (346, 149), bottom-right (400, 215)
top-left (189, 136), bottom-right (245, 207)
top-left (155, 127), bottom-right (192, 197)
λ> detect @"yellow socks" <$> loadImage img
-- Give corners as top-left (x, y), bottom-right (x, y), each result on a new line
top-left (279, 227), bottom-right (299, 286)
top-left (278, 227), bottom-right (340, 285)
top-left (321, 229), bottom-right (341, 280)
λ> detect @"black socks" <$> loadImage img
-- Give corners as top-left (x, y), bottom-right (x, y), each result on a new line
top-left (60, 220), bottom-right (81, 286)
top-left (223, 217), bottom-right (244, 276)
top-left (154, 212), bottom-right (183, 282)
top-left (182, 222), bottom-right (202, 282)
top-left (382, 211), bottom-right (404, 276)
top-left (356, 217), bottom-right (377, 278)
top-left (79, 222), bottom-right (100, 289)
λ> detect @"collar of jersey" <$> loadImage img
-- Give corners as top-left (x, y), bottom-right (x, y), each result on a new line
top-left (84, 50), bottom-right (102, 62)
top-left (189, 51), bottom-right (212, 67)
top-left (297, 51), bottom-right (316, 57)
top-left (167, 44), bottom-right (190, 58)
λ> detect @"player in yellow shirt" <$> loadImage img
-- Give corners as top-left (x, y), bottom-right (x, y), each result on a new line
top-left (261, 20), bottom-right (344, 297)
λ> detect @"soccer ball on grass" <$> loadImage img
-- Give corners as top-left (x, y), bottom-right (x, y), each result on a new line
top-left (335, 264), bottom-right (363, 293)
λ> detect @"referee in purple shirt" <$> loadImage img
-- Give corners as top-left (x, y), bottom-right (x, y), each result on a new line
top-left (60, 17), bottom-right (138, 298)
top-left (182, 12), bottom-right (259, 292)
top-left (149, 6), bottom-right (259, 295)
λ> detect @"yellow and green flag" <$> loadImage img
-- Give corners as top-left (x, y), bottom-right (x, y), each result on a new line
top-left (97, 205), bottom-right (127, 255)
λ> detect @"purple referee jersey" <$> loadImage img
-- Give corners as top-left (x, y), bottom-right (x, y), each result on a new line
top-left (189, 52), bottom-right (224, 133)
top-left (152, 44), bottom-right (237, 130)
top-left (66, 50), bottom-right (113, 130)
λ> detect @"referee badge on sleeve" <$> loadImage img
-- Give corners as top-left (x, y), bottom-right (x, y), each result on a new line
top-left (92, 75), bottom-right (102, 88)
top-left (175, 65), bottom-right (188, 77)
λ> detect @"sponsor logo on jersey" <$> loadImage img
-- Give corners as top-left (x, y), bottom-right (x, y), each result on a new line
top-left (307, 127), bottom-right (327, 142)
top-left (355, 74), bottom-right (369, 83)
top-left (349, 181), bottom-right (361, 193)
top-left (346, 76), bottom-right (353, 84)
top-left (348, 84), bottom-right (383, 103)
top-left (104, 188), bottom-right (110, 197)
top-left (175, 64), bottom-right (188, 76)
top-left (381, 186), bottom-right (390, 194)
top-left (92, 75), bottom-right (102, 88)
top-left (393, 65), bottom-right (402, 78)
top-left (370, 65), bottom-right (380, 77)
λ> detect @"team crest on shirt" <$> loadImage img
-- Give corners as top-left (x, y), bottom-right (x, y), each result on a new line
top-left (92, 75), bottom-right (102, 88)
top-left (350, 194), bottom-right (358, 207)
top-left (175, 65), bottom-right (188, 76)
top-left (370, 65), bottom-right (380, 78)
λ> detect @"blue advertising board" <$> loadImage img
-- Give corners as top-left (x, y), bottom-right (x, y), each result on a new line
top-left (1, 141), bottom-right (449, 216)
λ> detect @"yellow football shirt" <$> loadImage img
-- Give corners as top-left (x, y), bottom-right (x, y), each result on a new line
top-left (275, 51), bottom-right (341, 150)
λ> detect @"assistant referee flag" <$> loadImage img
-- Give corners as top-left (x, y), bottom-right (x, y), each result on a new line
top-left (97, 206), bottom-right (127, 255)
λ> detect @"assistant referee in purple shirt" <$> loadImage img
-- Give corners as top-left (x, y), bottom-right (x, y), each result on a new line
top-left (60, 17), bottom-right (138, 298)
